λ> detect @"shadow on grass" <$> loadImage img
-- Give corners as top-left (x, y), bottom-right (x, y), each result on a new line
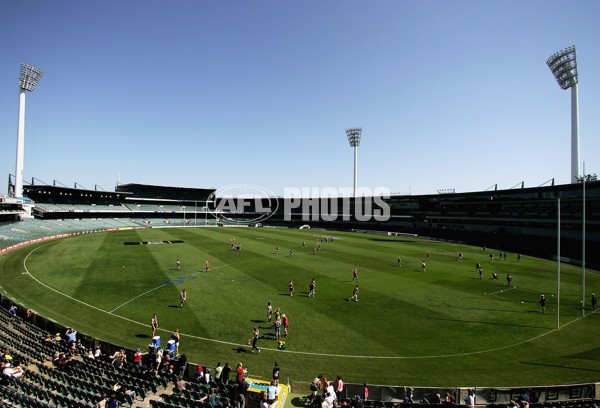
top-left (429, 316), bottom-right (551, 330)
top-left (234, 346), bottom-right (253, 353)
top-left (441, 304), bottom-right (581, 317)
top-left (566, 347), bottom-right (600, 361)
top-left (168, 305), bottom-right (181, 308)
top-left (520, 361), bottom-right (600, 373)
top-left (135, 334), bottom-right (150, 339)
top-left (290, 397), bottom-right (310, 407)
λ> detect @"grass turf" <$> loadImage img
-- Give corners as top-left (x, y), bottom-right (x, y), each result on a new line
top-left (1, 227), bottom-right (599, 387)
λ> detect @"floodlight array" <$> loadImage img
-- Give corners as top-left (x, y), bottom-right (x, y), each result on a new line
top-left (346, 128), bottom-right (362, 147)
top-left (19, 63), bottom-right (44, 92)
top-left (547, 46), bottom-right (578, 90)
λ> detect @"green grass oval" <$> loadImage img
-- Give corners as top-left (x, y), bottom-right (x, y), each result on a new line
top-left (1, 227), bottom-right (599, 387)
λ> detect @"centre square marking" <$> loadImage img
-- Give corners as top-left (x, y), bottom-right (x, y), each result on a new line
top-left (121, 240), bottom-right (185, 246)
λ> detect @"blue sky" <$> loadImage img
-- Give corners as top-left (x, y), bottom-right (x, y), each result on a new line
top-left (1, 1), bottom-right (599, 197)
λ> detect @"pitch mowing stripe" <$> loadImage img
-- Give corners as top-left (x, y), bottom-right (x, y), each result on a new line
top-left (110, 261), bottom-right (238, 313)
top-left (21, 241), bottom-right (595, 359)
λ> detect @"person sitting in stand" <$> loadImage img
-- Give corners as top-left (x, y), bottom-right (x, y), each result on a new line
top-left (195, 364), bottom-right (205, 382)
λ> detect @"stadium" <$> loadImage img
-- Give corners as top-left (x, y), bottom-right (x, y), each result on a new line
top-left (2, 169), bottom-right (600, 408)
top-left (1, 6), bottom-right (600, 408)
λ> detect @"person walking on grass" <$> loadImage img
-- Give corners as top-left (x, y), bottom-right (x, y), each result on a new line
top-left (151, 314), bottom-right (158, 337)
top-left (282, 313), bottom-right (289, 337)
top-left (540, 295), bottom-right (546, 314)
top-left (267, 302), bottom-right (273, 323)
top-left (180, 289), bottom-right (187, 308)
top-left (348, 285), bottom-right (359, 302)
top-left (250, 327), bottom-right (260, 353)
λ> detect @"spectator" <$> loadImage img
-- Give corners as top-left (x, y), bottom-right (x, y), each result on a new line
top-left (107, 394), bottom-right (119, 408)
top-left (154, 349), bottom-right (163, 371)
top-left (326, 381), bottom-right (335, 399)
top-left (350, 395), bottom-right (364, 408)
top-left (161, 353), bottom-right (172, 372)
top-left (121, 385), bottom-right (136, 401)
top-left (267, 380), bottom-right (278, 405)
top-left (51, 353), bottom-right (60, 367)
top-left (3, 362), bottom-right (26, 378)
top-left (52, 333), bottom-right (63, 345)
top-left (8, 305), bottom-right (17, 318)
top-left (272, 362), bottom-right (280, 384)
top-left (528, 389), bottom-right (539, 404)
top-left (321, 392), bottom-right (331, 408)
top-left (111, 349), bottom-right (126, 368)
top-left (65, 327), bottom-right (77, 343)
top-left (198, 388), bottom-right (219, 408)
top-left (404, 388), bottom-right (414, 404)
top-left (222, 362), bottom-right (232, 385)
top-left (310, 378), bottom-right (319, 401)
top-left (95, 394), bottom-right (107, 408)
top-left (334, 376), bottom-right (344, 401)
top-left (237, 376), bottom-right (251, 408)
top-left (519, 390), bottom-right (530, 405)
top-left (195, 364), bottom-right (204, 382)
top-left (463, 389), bottom-right (475, 407)
top-left (236, 362), bottom-right (245, 384)
top-left (260, 392), bottom-right (269, 408)
top-left (133, 348), bottom-right (144, 366)
top-left (75, 339), bottom-right (86, 355)
top-left (176, 375), bottom-right (186, 391)
top-left (215, 362), bottom-right (223, 383)
top-left (324, 391), bottom-right (335, 408)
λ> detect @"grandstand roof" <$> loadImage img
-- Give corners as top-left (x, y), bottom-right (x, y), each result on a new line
top-left (115, 183), bottom-right (216, 202)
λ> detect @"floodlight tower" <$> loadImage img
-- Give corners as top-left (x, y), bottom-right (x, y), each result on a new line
top-left (14, 63), bottom-right (44, 198)
top-left (547, 46), bottom-right (579, 184)
top-left (346, 128), bottom-right (362, 198)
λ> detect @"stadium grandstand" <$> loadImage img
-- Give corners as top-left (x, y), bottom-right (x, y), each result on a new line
top-left (1, 179), bottom-right (600, 407)
top-left (4, 180), bottom-right (598, 267)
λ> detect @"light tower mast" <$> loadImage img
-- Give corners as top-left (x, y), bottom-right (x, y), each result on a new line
top-left (14, 63), bottom-right (43, 198)
top-left (345, 128), bottom-right (362, 198)
top-left (547, 46), bottom-right (579, 183)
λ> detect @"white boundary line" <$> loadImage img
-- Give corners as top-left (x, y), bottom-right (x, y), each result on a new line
top-left (18, 241), bottom-right (596, 359)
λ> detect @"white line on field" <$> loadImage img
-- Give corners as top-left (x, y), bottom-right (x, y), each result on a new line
top-left (488, 287), bottom-right (515, 296)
